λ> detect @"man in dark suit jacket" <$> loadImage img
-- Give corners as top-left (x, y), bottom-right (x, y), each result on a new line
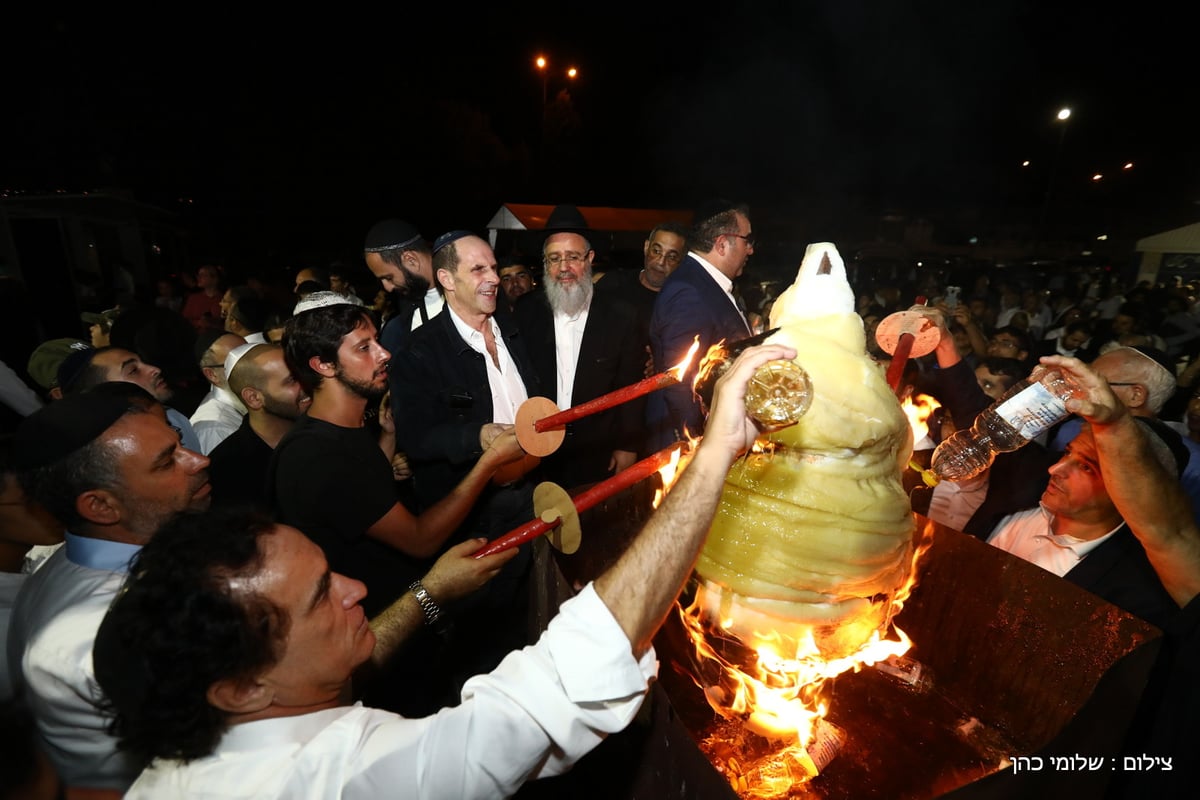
top-left (648, 201), bottom-right (754, 447)
top-left (514, 220), bottom-right (645, 489)
top-left (391, 231), bottom-right (541, 536)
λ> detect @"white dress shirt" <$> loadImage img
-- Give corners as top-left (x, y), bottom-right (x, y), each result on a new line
top-left (7, 535), bottom-right (145, 789)
top-left (126, 584), bottom-right (657, 800)
top-left (690, 252), bottom-right (750, 334)
top-left (448, 310), bottom-right (528, 424)
top-left (987, 505), bottom-right (1122, 577)
top-left (553, 305), bottom-right (589, 409)
top-left (190, 385), bottom-right (247, 455)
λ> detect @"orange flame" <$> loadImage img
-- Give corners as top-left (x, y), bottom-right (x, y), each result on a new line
top-left (693, 339), bottom-right (728, 392)
top-left (679, 521), bottom-right (933, 793)
top-left (652, 446), bottom-right (685, 509)
top-left (901, 392), bottom-right (941, 443)
top-left (669, 336), bottom-right (702, 381)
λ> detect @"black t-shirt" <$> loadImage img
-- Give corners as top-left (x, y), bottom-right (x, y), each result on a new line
top-left (208, 415), bottom-right (273, 510)
top-left (268, 414), bottom-right (420, 616)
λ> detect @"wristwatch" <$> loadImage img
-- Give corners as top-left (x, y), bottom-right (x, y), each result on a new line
top-left (408, 580), bottom-right (443, 628)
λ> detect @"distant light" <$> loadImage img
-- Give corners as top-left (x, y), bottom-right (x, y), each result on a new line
top-left (1092, 173), bottom-right (1103, 181)
top-left (1022, 160), bottom-right (1031, 167)
top-left (916, 261), bottom-right (923, 267)
top-left (1097, 234), bottom-right (1109, 241)
top-left (1123, 162), bottom-right (1134, 170)
top-left (968, 236), bottom-right (979, 245)
top-left (1081, 250), bottom-right (1093, 256)
top-left (536, 56), bottom-right (546, 70)
top-left (567, 67), bottom-right (577, 79)
top-left (1057, 108), bottom-right (1072, 121)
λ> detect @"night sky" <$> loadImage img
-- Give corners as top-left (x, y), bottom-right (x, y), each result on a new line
top-left (5, 2), bottom-right (1197, 267)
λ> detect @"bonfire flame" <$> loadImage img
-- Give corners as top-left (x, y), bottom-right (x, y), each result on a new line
top-left (679, 530), bottom-right (931, 796)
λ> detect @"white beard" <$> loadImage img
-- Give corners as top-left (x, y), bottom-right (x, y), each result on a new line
top-left (545, 273), bottom-right (593, 317)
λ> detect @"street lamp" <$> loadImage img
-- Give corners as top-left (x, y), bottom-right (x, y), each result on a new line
top-left (535, 55), bottom-right (548, 111)
top-left (567, 67), bottom-right (577, 79)
top-left (1039, 106), bottom-right (1073, 240)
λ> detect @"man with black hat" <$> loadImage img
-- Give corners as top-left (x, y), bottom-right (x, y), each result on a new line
top-left (6, 384), bottom-right (211, 792)
top-left (513, 205), bottom-right (645, 485)
top-left (648, 200), bottom-right (755, 448)
top-left (363, 219), bottom-right (442, 356)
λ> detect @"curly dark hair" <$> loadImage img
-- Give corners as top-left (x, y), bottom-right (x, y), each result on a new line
top-left (94, 509), bottom-right (289, 763)
top-left (282, 304), bottom-right (373, 393)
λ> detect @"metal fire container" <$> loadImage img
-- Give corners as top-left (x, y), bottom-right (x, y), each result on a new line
top-left (516, 481), bottom-right (1162, 799)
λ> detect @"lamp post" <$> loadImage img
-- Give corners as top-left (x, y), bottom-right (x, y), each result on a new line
top-left (1039, 107), bottom-right (1072, 242)
top-left (536, 55), bottom-right (548, 118)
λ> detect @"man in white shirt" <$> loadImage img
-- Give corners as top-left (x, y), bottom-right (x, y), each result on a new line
top-left (189, 331), bottom-right (247, 454)
top-left (7, 384), bottom-right (211, 792)
top-left (94, 343), bottom-right (797, 800)
top-left (986, 415), bottom-right (1184, 628)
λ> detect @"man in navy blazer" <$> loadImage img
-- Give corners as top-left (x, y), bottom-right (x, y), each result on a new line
top-left (648, 201), bottom-right (754, 447)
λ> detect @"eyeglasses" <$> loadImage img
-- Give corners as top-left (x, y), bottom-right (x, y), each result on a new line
top-left (1107, 382), bottom-right (1140, 387)
top-left (544, 253), bottom-right (587, 267)
top-left (989, 338), bottom-right (1020, 348)
top-left (725, 232), bottom-right (756, 247)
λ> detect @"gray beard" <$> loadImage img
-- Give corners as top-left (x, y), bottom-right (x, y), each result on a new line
top-left (545, 276), bottom-right (593, 317)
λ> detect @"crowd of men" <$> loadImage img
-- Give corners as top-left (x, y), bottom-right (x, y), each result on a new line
top-left (1, 201), bottom-right (1199, 797)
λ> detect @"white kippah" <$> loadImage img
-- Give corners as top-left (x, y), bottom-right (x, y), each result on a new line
top-left (224, 342), bottom-right (260, 379)
top-left (294, 290), bottom-right (356, 315)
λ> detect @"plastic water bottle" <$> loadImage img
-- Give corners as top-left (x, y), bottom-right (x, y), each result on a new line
top-left (931, 365), bottom-right (1081, 481)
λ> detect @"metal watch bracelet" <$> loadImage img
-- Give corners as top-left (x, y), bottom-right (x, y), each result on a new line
top-left (408, 580), bottom-right (442, 627)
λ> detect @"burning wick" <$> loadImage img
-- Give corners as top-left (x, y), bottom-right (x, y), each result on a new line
top-left (472, 443), bottom-right (686, 558)
top-left (535, 338), bottom-right (698, 432)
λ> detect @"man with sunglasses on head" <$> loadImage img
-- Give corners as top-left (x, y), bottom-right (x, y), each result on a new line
top-left (648, 200), bottom-right (755, 448)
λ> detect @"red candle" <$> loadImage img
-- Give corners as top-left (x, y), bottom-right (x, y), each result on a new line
top-left (472, 443), bottom-right (685, 558)
top-left (534, 372), bottom-right (678, 433)
top-left (882, 296), bottom-right (927, 394)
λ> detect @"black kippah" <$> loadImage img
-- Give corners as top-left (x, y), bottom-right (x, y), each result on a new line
top-left (693, 197), bottom-right (739, 226)
top-left (364, 219), bottom-right (422, 253)
top-left (12, 388), bottom-right (134, 470)
top-left (433, 230), bottom-right (475, 254)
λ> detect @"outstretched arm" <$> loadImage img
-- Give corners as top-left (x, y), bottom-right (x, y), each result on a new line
top-left (367, 430), bottom-right (525, 558)
top-left (1042, 354), bottom-right (1200, 606)
top-left (594, 344), bottom-right (797, 656)
top-left (367, 539), bottom-right (519, 669)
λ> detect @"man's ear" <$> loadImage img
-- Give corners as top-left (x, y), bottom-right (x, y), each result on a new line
top-left (207, 677), bottom-right (272, 715)
top-left (76, 489), bottom-right (121, 526)
top-left (241, 386), bottom-right (265, 411)
top-left (309, 355), bottom-right (336, 378)
top-left (201, 366), bottom-right (221, 387)
top-left (436, 268), bottom-right (455, 293)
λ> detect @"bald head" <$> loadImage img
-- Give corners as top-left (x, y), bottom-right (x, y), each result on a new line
top-left (229, 344), bottom-right (309, 421)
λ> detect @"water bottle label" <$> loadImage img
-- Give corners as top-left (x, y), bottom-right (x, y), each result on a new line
top-left (994, 382), bottom-right (1067, 440)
